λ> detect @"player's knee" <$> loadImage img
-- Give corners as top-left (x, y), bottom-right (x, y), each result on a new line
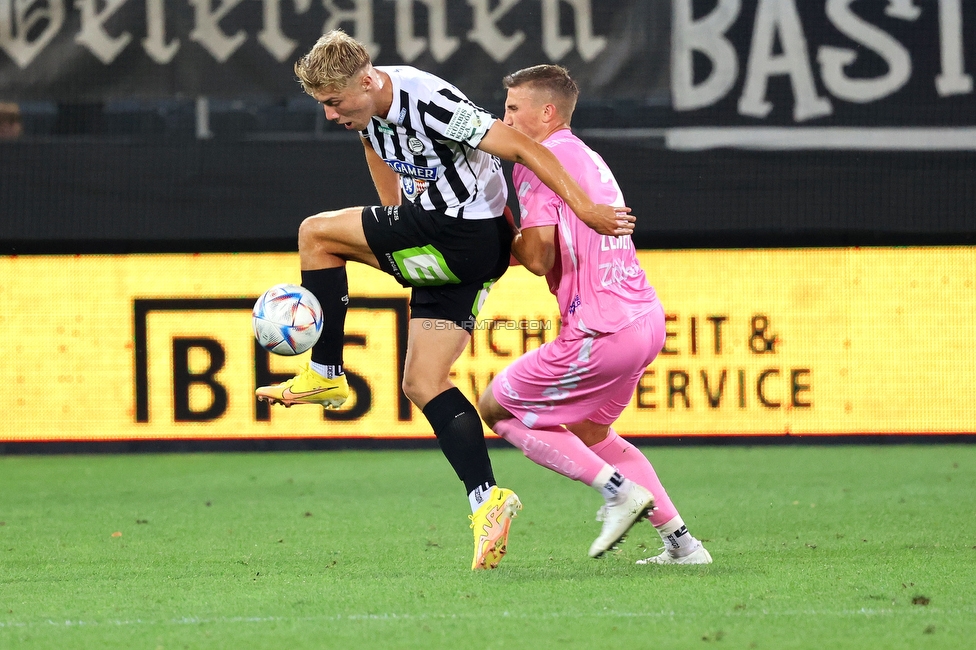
top-left (476, 389), bottom-right (498, 428)
top-left (400, 375), bottom-right (419, 405)
top-left (297, 214), bottom-right (324, 251)
top-left (569, 421), bottom-right (610, 447)
top-left (297, 209), bottom-right (348, 249)
top-left (401, 373), bottom-right (434, 408)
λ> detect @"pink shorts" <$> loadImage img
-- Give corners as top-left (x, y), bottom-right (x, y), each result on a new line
top-left (491, 304), bottom-right (666, 428)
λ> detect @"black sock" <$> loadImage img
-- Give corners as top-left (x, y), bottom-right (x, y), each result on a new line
top-left (422, 388), bottom-right (496, 495)
top-left (302, 267), bottom-right (348, 369)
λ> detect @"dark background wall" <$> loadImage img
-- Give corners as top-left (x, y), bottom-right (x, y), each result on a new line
top-left (2, 0), bottom-right (975, 252)
top-left (2, 136), bottom-right (973, 253)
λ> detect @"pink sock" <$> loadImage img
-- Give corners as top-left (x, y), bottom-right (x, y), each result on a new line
top-left (589, 428), bottom-right (679, 526)
top-left (493, 419), bottom-right (612, 487)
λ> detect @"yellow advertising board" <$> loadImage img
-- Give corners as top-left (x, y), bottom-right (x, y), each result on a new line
top-left (1, 248), bottom-right (974, 442)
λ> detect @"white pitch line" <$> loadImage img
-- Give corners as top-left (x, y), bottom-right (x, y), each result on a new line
top-left (2, 607), bottom-right (973, 629)
top-left (665, 127), bottom-right (976, 151)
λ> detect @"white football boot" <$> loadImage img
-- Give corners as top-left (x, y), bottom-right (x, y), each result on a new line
top-left (637, 543), bottom-right (713, 565)
top-left (588, 481), bottom-right (655, 558)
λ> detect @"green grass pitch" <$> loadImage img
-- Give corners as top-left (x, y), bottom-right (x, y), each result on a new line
top-left (1, 444), bottom-right (974, 649)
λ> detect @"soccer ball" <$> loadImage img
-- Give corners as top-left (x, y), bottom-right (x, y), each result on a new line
top-left (252, 284), bottom-right (323, 356)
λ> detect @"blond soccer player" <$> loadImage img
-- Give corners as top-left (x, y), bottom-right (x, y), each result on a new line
top-left (256, 32), bottom-right (635, 570)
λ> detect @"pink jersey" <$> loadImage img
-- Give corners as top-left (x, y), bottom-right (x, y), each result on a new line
top-left (513, 130), bottom-right (658, 338)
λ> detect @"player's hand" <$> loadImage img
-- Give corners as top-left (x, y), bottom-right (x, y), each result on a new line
top-left (581, 204), bottom-right (635, 236)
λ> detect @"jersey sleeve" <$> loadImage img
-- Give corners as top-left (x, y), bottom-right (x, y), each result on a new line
top-left (423, 87), bottom-right (496, 147)
top-left (513, 164), bottom-right (561, 229)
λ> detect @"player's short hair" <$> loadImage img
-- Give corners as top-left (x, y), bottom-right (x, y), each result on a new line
top-left (294, 29), bottom-right (372, 95)
top-left (503, 64), bottom-right (579, 122)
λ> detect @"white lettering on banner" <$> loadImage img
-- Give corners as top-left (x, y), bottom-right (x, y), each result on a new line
top-left (74, 0), bottom-right (131, 65)
top-left (258, 0), bottom-right (312, 63)
top-left (936, 0), bottom-right (974, 96)
top-left (672, 0), bottom-right (974, 123)
top-left (542, 0), bottom-right (605, 62)
top-left (885, 0), bottom-right (921, 21)
top-left (0, 0), bottom-right (609, 70)
top-left (466, 0), bottom-right (524, 63)
top-left (739, 0), bottom-right (832, 121)
top-left (671, 0), bottom-right (740, 112)
top-left (143, 0), bottom-right (179, 64)
top-left (189, 0), bottom-right (247, 63)
top-left (0, 0), bottom-right (64, 68)
top-left (395, 0), bottom-right (458, 63)
top-left (819, 0), bottom-right (912, 104)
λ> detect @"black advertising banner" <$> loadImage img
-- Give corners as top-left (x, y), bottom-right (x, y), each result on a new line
top-left (0, 0), bottom-right (670, 105)
top-left (2, 0), bottom-right (975, 130)
top-left (666, 0), bottom-right (976, 152)
top-left (671, 0), bottom-right (976, 126)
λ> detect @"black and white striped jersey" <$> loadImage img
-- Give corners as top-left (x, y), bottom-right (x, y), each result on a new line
top-left (360, 66), bottom-right (508, 220)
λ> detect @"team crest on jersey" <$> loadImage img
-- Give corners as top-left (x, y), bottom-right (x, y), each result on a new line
top-left (407, 137), bottom-right (424, 154)
top-left (401, 176), bottom-right (428, 200)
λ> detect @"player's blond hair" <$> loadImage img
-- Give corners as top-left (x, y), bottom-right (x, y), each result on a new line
top-left (503, 65), bottom-right (579, 123)
top-left (294, 30), bottom-right (372, 94)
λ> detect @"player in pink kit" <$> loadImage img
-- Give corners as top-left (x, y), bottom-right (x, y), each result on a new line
top-left (478, 65), bottom-right (711, 564)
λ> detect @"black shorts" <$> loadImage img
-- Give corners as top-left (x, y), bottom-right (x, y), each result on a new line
top-left (361, 203), bottom-right (512, 330)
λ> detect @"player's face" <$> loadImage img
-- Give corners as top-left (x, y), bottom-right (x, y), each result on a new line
top-left (503, 86), bottom-right (548, 143)
top-left (313, 76), bottom-right (376, 131)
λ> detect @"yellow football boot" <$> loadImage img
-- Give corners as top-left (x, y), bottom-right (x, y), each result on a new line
top-left (469, 487), bottom-right (522, 570)
top-left (255, 363), bottom-right (349, 409)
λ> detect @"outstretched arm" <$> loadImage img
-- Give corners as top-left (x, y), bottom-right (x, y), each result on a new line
top-left (477, 122), bottom-right (634, 237)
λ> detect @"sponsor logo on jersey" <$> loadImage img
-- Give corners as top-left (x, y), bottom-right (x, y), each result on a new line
top-left (378, 122), bottom-right (395, 135)
top-left (384, 252), bottom-right (404, 282)
top-left (444, 104), bottom-right (487, 142)
top-left (568, 294), bottom-right (581, 315)
top-left (384, 159), bottom-right (438, 180)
